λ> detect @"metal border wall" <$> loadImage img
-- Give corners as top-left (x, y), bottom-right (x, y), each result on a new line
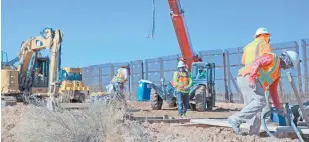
top-left (82, 39), bottom-right (309, 102)
top-left (130, 60), bottom-right (143, 100)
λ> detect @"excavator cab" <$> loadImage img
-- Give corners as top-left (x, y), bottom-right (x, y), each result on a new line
top-left (32, 57), bottom-right (49, 88)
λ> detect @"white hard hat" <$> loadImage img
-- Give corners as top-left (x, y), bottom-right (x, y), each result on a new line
top-left (177, 61), bottom-right (186, 68)
top-left (286, 51), bottom-right (299, 67)
top-left (285, 51), bottom-right (300, 67)
top-left (255, 27), bottom-right (270, 37)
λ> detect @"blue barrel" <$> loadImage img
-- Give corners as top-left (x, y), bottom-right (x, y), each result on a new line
top-left (137, 80), bottom-right (152, 101)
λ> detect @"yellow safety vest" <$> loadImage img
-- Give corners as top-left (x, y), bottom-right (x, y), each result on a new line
top-left (113, 68), bottom-right (126, 83)
top-left (242, 39), bottom-right (267, 65)
top-left (239, 53), bottom-right (281, 90)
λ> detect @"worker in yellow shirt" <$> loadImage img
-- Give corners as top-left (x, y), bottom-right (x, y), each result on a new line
top-left (241, 27), bottom-right (273, 65)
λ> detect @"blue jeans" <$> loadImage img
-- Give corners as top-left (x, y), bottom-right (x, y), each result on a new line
top-left (176, 91), bottom-right (189, 116)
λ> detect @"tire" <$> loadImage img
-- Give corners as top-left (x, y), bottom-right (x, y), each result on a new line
top-left (151, 90), bottom-right (163, 110)
top-left (206, 97), bottom-right (213, 111)
top-left (77, 93), bottom-right (86, 103)
top-left (190, 103), bottom-right (196, 111)
top-left (194, 85), bottom-right (206, 112)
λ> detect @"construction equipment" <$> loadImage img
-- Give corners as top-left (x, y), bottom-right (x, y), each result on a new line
top-left (1, 28), bottom-right (63, 108)
top-left (58, 67), bottom-right (89, 103)
top-left (149, 0), bottom-right (216, 112)
top-left (1, 51), bottom-right (19, 70)
top-left (261, 72), bottom-right (308, 141)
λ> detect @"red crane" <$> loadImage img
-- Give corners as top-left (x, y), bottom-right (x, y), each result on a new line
top-left (168, 0), bottom-right (202, 71)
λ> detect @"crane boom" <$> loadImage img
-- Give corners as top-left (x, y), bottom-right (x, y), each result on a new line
top-left (168, 0), bottom-right (201, 71)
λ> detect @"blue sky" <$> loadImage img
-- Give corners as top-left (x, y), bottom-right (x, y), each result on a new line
top-left (2, 0), bottom-right (309, 67)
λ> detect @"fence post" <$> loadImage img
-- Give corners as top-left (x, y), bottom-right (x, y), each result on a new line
top-left (145, 59), bottom-right (149, 80)
top-left (99, 66), bottom-right (103, 92)
top-left (302, 40), bottom-right (309, 96)
top-left (160, 57), bottom-right (164, 79)
top-left (223, 50), bottom-right (231, 102)
top-left (295, 42), bottom-right (303, 94)
top-left (226, 50), bottom-right (233, 103)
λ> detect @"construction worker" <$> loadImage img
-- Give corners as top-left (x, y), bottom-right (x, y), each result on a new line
top-left (173, 61), bottom-right (193, 118)
top-left (195, 66), bottom-right (207, 79)
top-left (228, 50), bottom-right (300, 136)
top-left (111, 66), bottom-right (129, 94)
top-left (241, 27), bottom-right (272, 65)
top-left (110, 66), bottom-right (129, 111)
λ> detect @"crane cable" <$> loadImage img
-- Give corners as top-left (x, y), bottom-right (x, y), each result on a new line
top-left (147, 0), bottom-right (155, 39)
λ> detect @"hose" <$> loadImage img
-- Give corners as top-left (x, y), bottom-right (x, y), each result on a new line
top-left (262, 109), bottom-right (305, 142)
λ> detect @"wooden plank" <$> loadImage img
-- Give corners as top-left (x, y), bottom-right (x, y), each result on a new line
top-left (134, 118), bottom-right (191, 124)
top-left (190, 119), bottom-right (309, 134)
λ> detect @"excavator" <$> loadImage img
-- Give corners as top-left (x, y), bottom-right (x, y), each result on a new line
top-left (149, 0), bottom-right (216, 112)
top-left (1, 28), bottom-right (63, 108)
top-left (1, 28), bottom-right (89, 108)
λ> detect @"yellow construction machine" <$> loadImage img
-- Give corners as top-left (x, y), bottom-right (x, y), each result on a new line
top-left (1, 28), bottom-right (63, 108)
top-left (58, 67), bottom-right (89, 103)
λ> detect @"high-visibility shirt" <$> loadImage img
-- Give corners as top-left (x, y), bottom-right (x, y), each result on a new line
top-left (173, 71), bottom-right (193, 93)
top-left (238, 53), bottom-right (281, 109)
top-left (241, 38), bottom-right (272, 65)
top-left (112, 68), bottom-right (128, 84)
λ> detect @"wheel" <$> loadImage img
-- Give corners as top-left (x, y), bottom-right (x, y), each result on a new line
top-left (190, 103), bottom-right (196, 110)
top-left (206, 97), bottom-right (213, 111)
top-left (150, 89), bottom-right (163, 110)
top-left (194, 85), bottom-right (207, 112)
top-left (77, 93), bottom-right (86, 103)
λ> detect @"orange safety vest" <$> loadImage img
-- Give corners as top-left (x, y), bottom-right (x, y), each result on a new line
top-left (113, 68), bottom-right (126, 83)
top-left (175, 71), bottom-right (190, 92)
top-left (242, 39), bottom-right (269, 65)
top-left (239, 53), bottom-right (281, 90)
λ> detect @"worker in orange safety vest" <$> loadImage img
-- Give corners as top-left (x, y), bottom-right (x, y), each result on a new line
top-left (241, 27), bottom-right (273, 65)
top-left (228, 50), bottom-right (300, 136)
top-left (173, 61), bottom-right (193, 118)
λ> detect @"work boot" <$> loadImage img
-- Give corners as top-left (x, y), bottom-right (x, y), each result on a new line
top-left (228, 117), bottom-right (241, 134)
top-left (178, 114), bottom-right (183, 119)
top-left (182, 113), bottom-right (188, 119)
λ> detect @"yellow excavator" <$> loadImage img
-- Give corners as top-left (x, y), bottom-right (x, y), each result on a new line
top-left (1, 28), bottom-right (88, 108)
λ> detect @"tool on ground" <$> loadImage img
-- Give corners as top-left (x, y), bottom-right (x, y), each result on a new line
top-left (261, 72), bottom-right (307, 142)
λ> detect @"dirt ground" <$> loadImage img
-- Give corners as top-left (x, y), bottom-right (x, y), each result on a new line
top-left (127, 101), bottom-right (244, 119)
top-left (1, 101), bottom-right (300, 142)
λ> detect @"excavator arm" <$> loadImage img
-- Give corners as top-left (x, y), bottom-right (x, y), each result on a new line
top-left (168, 0), bottom-right (202, 71)
top-left (17, 28), bottom-right (63, 96)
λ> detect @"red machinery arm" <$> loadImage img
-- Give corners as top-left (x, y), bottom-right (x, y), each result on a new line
top-left (168, 0), bottom-right (202, 71)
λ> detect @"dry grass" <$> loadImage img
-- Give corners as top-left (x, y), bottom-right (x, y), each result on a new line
top-left (3, 95), bottom-right (155, 142)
